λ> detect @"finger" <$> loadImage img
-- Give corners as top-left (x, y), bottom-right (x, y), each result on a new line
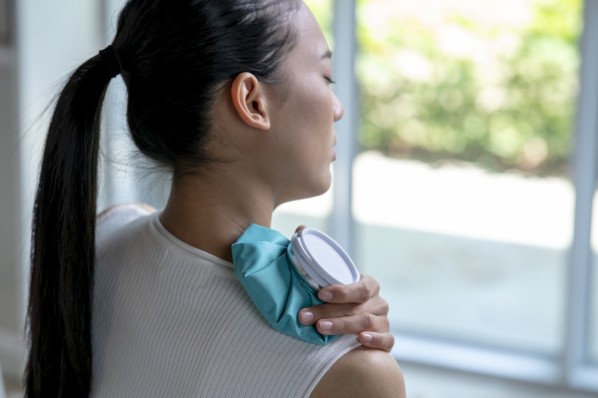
top-left (298, 297), bottom-right (388, 325)
top-left (298, 308), bottom-right (317, 325)
top-left (299, 303), bottom-right (365, 325)
top-left (317, 274), bottom-right (380, 304)
top-left (358, 332), bottom-right (395, 352)
top-left (315, 313), bottom-right (389, 336)
top-left (294, 225), bottom-right (306, 233)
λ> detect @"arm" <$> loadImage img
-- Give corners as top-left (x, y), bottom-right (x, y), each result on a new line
top-left (310, 347), bottom-right (406, 398)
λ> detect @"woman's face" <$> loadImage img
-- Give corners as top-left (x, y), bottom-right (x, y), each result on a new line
top-left (266, 3), bottom-right (344, 206)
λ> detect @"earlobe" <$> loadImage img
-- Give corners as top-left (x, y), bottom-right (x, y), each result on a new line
top-left (230, 72), bottom-right (271, 130)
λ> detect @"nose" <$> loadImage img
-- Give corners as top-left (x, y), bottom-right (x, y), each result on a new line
top-left (333, 93), bottom-right (344, 122)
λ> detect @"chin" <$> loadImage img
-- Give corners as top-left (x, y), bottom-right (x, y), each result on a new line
top-left (305, 177), bottom-right (332, 200)
top-left (310, 173), bottom-right (333, 196)
top-left (276, 176), bottom-right (332, 206)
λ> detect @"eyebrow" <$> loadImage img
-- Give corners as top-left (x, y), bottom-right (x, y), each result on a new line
top-left (321, 50), bottom-right (333, 60)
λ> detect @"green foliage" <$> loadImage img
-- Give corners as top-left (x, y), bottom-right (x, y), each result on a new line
top-left (356, 0), bottom-right (581, 175)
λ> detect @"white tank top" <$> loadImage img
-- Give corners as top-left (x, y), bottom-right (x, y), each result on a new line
top-left (91, 205), bottom-right (359, 397)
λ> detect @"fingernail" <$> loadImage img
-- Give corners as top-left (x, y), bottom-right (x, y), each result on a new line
top-left (361, 333), bottom-right (373, 342)
top-left (318, 291), bottom-right (333, 301)
top-left (299, 311), bottom-right (314, 324)
top-left (319, 320), bottom-right (333, 331)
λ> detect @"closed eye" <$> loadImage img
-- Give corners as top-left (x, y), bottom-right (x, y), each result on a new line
top-left (325, 76), bottom-right (336, 85)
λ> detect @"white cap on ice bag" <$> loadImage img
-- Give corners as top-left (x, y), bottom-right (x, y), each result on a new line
top-left (290, 227), bottom-right (360, 290)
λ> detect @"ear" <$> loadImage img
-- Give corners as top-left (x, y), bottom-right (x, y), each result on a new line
top-left (230, 72), bottom-right (271, 130)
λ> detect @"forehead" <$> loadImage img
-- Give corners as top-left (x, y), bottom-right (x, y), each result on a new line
top-left (291, 3), bottom-right (330, 57)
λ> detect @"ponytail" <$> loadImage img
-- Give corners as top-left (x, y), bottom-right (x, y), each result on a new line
top-left (25, 49), bottom-right (118, 397)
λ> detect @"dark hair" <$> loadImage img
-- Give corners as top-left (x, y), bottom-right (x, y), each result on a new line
top-left (25, 1), bottom-right (300, 396)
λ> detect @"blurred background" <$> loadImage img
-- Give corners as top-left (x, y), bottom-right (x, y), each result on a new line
top-left (1, 0), bottom-right (598, 396)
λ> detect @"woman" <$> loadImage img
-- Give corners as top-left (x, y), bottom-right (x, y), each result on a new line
top-left (26, 0), bottom-right (405, 397)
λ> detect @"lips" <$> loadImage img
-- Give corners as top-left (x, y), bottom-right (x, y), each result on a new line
top-left (332, 136), bottom-right (337, 160)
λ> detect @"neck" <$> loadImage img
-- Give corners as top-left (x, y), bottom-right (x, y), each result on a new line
top-left (159, 171), bottom-right (275, 262)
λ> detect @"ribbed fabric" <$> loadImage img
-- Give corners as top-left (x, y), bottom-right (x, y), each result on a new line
top-left (91, 205), bottom-right (360, 398)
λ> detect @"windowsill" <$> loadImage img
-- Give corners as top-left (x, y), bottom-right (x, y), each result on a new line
top-left (570, 365), bottom-right (598, 391)
top-left (393, 333), bottom-right (598, 394)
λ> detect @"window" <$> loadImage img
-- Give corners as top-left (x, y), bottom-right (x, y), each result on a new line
top-left (279, 0), bottom-right (598, 393)
top-left (355, 0), bottom-right (579, 355)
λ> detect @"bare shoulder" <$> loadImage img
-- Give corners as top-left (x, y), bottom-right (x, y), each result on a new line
top-left (310, 347), bottom-right (406, 398)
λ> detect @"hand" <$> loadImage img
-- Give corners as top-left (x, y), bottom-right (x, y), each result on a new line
top-left (298, 274), bottom-right (394, 352)
top-left (293, 225), bottom-right (394, 351)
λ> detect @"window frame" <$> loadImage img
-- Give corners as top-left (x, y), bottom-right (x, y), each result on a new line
top-left (328, 0), bottom-right (598, 393)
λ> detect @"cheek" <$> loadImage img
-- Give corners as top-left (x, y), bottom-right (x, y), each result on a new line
top-left (288, 76), bottom-right (333, 117)
top-left (276, 82), bottom-right (334, 158)
top-left (296, 93), bottom-right (334, 143)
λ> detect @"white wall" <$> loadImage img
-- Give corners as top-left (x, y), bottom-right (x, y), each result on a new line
top-left (0, 0), bottom-right (103, 378)
top-left (0, 34), bottom-right (21, 381)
